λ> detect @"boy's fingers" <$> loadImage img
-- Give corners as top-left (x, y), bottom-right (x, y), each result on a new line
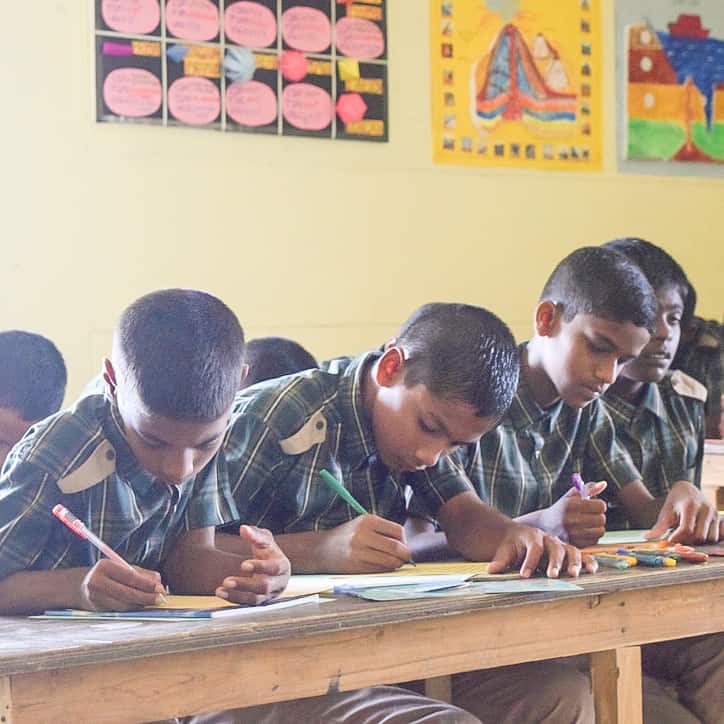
top-left (519, 542), bottom-right (543, 578)
top-left (86, 576), bottom-right (160, 609)
top-left (487, 542), bottom-right (517, 574)
top-left (239, 524), bottom-right (274, 548)
top-left (584, 481), bottom-right (607, 498)
top-left (370, 516), bottom-right (405, 541)
top-left (644, 511), bottom-right (673, 540)
top-left (544, 540), bottom-right (564, 578)
top-left (103, 561), bottom-right (161, 593)
top-left (359, 549), bottom-right (407, 571)
top-left (240, 558), bottom-right (290, 577)
top-left (562, 545), bottom-right (582, 578)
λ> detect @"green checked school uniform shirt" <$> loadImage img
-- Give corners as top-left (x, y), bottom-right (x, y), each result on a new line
top-left (0, 395), bottom-right (236, 580)
top-left (414, 361), bottom-right (641, 520)
top-left (222, 352), bottom-right (474, 533)
top-left (602, 371), bottom-right (706, 529)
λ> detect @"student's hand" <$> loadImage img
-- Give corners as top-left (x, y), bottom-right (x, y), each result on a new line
top-left (487, 523), bottom-right (598, 578)
top-left (540, 481), bottom-right (608, 548)
top-left (80, 559), bottom-right (166, 611)
top-left (318, 514), bottom-right (412, 573)
top-left (215, 525), bottom-right (291, 605)
top-left (646, 481), bottom-right (722, 544)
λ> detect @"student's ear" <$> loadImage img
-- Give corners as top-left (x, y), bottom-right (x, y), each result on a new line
top-left (102, 358), bottom-right (118, 398)
top-left (375, 347), bottom-right (405, 387)
top-left (383, 336), bottom-right (398, 352)
top-left (239, 363), bottom-right (249, 389)
top-left (534, 301), bottom-right (562, 338)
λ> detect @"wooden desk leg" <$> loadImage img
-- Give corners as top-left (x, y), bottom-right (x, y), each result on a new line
top-left (424, 675), bottom-right (452, 703)
top-left (0, 676), bottom-right (12, 724)
top-left (590, 647), bottom-right (642, 724)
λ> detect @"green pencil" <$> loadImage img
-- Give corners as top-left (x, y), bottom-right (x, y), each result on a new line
top-left (319, 469), bottom-right (367, 515)
top-left (318, 468), bottom-right (416, 565)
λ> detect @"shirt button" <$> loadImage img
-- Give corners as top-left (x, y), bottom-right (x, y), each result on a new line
top-left (316, 420), bottom-right (324, 430)
top-left (105, 449), bottom-right (116, 461)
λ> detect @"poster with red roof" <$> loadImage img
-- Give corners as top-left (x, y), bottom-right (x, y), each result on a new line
top-left (430, 0), bottom-right (602, 171)
top-left (618, 0), bottom-right (724, 172)
top-left (94, 0), bottom-right (388, 142)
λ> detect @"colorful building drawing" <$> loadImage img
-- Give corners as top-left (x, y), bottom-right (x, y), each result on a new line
top-left (625, 12), bottom-right (724, 163)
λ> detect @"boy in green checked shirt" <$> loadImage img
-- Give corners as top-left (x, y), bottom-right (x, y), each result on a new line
top-left (0, 289), bottom-right (290, 613)
top-left (601, 238), bottom-right (721, 540)
top-left (600, 238), bottom-right (723, 724)
top-left (218, 302), bottom-right (598, 724)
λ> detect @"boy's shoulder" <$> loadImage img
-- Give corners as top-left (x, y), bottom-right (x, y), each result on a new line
top-left (8, 395), bottom-right (117, 491)
top-left (231, 356), bottom-right (365, 441)
top-left (663, 370), bottom-right (708, 404)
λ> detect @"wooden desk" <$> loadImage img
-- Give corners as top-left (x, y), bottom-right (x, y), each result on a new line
top-left (1, 559), bottom-right (722, 724)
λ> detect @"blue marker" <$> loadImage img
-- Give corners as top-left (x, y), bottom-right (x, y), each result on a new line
top-left (617, 549), bottom-right (676, 567)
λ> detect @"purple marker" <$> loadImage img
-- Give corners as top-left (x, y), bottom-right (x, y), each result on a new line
top-left (571, 473), bottom-right (588, 499)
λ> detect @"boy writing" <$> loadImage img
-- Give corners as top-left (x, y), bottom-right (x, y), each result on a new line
top-left (218, 302), bottom-right (597, 723)
top-left (0, 330), bottom-right (67, 467)
top-left (0, 289), bottom-right (288, 614)
top-left (600, 238), bottom-right (723, 724)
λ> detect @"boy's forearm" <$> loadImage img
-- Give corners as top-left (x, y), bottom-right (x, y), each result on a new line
top-left (615, 479), bottom-right (661, 529)
top-left (438, 492), bottom-right (513, 561)
top-left (0, 568), bottom-right (88, 615)
top-left (272, 531), bottom-right (334, 573)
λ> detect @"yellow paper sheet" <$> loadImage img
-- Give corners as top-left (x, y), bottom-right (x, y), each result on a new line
top-left (349, 561), bottom-right (519, 580)
top-left (152, 595), bottom-right (235, 610)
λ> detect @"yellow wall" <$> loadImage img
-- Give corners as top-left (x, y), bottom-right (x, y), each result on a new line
top-left (1, 2), bottom-right (722, 400)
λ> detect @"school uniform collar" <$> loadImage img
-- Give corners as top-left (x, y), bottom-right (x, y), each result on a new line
top-left (336, 351), bottom-right (381, 471)
top-left (605, 382), bottom-right (666, 424)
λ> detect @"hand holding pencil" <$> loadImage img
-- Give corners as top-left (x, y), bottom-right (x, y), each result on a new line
top-left (53, 504), bottom-right (166, 611)
top-left (317, 469), bottom-right (414, 573)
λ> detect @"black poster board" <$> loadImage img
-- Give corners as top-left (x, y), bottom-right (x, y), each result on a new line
top-left (94, 0), bottom-right (388, 141)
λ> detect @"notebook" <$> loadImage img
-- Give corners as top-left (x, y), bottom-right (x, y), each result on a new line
top-left (33, 594), bottom-right (319, 621)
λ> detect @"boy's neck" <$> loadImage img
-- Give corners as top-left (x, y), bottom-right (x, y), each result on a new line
top-left (608, 376), bottom-right (647, 405)
top-left (361, 358), bottom-right (378, 421)
top-left (522, 341), bottom-right (560, 408)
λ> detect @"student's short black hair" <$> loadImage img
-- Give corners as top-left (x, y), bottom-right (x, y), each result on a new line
top-left (115, 289), bottom-right (245, 421)
top-left (0, 331), bottom-right (67, 420)
top-left (242, 337), bottom-right (318, 388)
top-left (540, 246), bottom-right (657, 334)
top-left (395, 303), bottom-right (519, 418)
top-left (602, 237), bottom-right (695, 324)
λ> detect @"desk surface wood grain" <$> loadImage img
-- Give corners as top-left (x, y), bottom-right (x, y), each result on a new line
top-left (2, 555), bottom-right (722, 677)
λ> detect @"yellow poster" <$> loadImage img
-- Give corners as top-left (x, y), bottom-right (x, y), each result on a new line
top-left (430, 0), bottom-right (602, 170)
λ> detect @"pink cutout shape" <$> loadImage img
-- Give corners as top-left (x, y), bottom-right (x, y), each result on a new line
top-left (280, 51), bottom-right (308, 82)
top-left (166, 0), bottom-right (219, 41)
top-left (226, 80), bottom-right (277, 127)
top-left (101, 0), bottom-right (160, 34)
top-left (168, 76), bottom-right (220, 125)
top-left (282, 83), bottom-right (333, 131)
top-left (336, 93), bottom-right (367, 123)
top-left (225, 1), bottom-right (277, 48)
top-left (282, 6), bottom-right (331, 53)
top-left (103, 68), bottom-right (162, 117)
